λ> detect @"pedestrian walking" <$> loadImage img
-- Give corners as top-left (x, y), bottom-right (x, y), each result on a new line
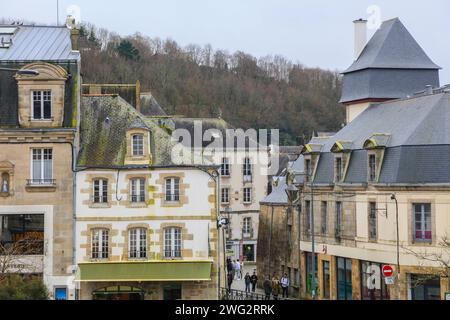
top-left (232, 260), bottom-right (237, 280)
top-left (244, 272), bottom-right (251, 293)
top-left (271, 275), bottom-right (281, 300)
top-left (227, 272), bottom-right (233, 290)
top-left (250, 271), bottom-right (258, 292)
top-left (281, 273), bottom-right (290, 298)
top-left (263, 275), bottom-right (272, 300)
top-left (235, 260), bottom-right (241, 280)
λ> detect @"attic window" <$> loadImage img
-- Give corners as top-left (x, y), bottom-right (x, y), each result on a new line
top-left (368, 154), bottom-right (376, 182)
top-left (132, 134), bottom-right (144, 156)
top-left (335, 157), bottom-right (343, 183)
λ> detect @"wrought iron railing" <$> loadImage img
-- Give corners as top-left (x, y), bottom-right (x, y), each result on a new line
top-left (220, 288), bottom-right (267, 300)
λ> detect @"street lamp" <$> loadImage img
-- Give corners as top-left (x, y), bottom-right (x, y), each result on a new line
top-left (390, 193), bottom-right (401, 300)
top-left (0, 67), bottom-right (40, 75)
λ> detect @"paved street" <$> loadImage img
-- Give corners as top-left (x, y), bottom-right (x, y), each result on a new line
top-left (229, 264), bottom-right (264, 295)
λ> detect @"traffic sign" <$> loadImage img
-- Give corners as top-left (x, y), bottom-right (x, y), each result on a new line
top-left (382, 265), bottom-right (394, 277)
top-left (385, 277), bottom-right (395, 285)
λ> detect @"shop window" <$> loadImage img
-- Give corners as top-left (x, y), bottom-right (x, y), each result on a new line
top-left (410, 274), bottom-right (440, 300)
top-left (337, 257), bottom-right (352, 300)
top-left (360, 261), bottom-right (390, 300)
top-left (163, 284), bottom-right (182, 300)
top-left (0, 214), bottom-right (44, 255)
top-left (323, 261), bottom-right (331, 299)
top-left (305, 253), bottom-right (318, 296)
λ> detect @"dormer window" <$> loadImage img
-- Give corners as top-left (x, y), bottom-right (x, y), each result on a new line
top-left (132, 134), bottom-right (144, 156)
top-left (335, 157), bottom-right (343, 182)
top-left (32, 90), bottom-right (52, 120)
top-left (368, 154), bottom-right (376, 182)
top-left (305, 159), bottom-right (311, 182)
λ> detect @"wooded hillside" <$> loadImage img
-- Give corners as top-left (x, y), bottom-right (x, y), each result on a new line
top-left (78, 23), bottom-right (345, 145)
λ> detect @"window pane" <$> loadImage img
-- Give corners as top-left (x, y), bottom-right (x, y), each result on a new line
top-left (33, 91), bottom-right (42, 119)
top-left (43, 91), bottom-right (51, 119)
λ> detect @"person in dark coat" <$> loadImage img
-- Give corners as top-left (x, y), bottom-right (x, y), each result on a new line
top-left (244, 272), bottom-right (251, 293)
top-left (263, 275), bottom-right (272, 300)
top-left (250, 271), bottom-right (258, 292)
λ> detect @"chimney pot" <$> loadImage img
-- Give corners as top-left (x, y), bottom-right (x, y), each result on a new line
top-left (353, 19), bottom-right (367, 60)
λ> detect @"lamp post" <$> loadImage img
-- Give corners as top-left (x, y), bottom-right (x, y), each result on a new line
top-left (390, 194), bottom-right (401, 300)
top-left (220, 206), bottom-right (232, 291)
top-left (0, 67), bottom-right (39, 76)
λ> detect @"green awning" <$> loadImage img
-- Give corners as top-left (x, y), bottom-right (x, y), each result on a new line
top-left (77, 260), bottom-right (212, 282)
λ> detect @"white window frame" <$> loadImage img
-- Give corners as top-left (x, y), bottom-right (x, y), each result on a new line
top-left (243, 217), bottom-right (252, 234)
top-left (130, 178), bottom-right (145, 203)
top-left (243, 187), bottom-right (252, 203)
top-left (221, 187), bottom-right (230, 204)
top-left (91, 228), bottom-right (109, 259)
top-left (243, 157), bottom-right (252, 177)
top-left (165, 177), bottom-right (180, 202)
top-left (31, 90), bottom-right (52, 120)
top-left (30, 148), bottom-right (53, 185)
top-left (132, 134), bottom-right (144, 156)
top-left (93, 179), bottom-right (108, 203)
top-left (413, 203), bottom-right (432, 243)
top-left (129, 227), bottom-right (147, 259)
top-left (221, 157), bottom-right (230, 176)
top-left (164, 227), bottom-right (182, 258)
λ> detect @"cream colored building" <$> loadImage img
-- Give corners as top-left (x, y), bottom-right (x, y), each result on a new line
top-left (294, 18), bottom-right (449, 300)
top-left (74, 95), bottom-right (220, 300)
top-left (0, 25), bottom-right (80, 300)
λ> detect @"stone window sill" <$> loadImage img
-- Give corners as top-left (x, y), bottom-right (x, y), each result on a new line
top-left (25, 185), bottom-right (56, 192)
top-left (128, 202), bottom-right (148, 208)
top-left (89, 203), bottom-right (111, 209)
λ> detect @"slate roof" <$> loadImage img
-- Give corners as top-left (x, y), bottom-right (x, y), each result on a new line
top-left (77, 95), bottom-right (179, 168)
top-left (311, 91), bottom-right (450, 185)
top-left (340, 18), bottom-right (441, 103)
top-left (0, 25), bottom-right (80, 61)
top-left (344, 18), bottom-right (440, 73)
top-left (261, 155), bottom-right (304, 205)
top-left (140, 92), bottom-right (167, 116)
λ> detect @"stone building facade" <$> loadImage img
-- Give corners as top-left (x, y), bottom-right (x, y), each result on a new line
top-left (0, 25), bottom-right (80, 299)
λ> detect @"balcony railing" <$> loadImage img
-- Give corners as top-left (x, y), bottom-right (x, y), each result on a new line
top-left (220, 288), bottom-right (267, 300)
top-left (26, 179), bottom-right (56, 186)
top-left (242, 229), bottom-right (253, 238)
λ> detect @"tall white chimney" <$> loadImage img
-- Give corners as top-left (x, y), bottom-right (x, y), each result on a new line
top-left (353, 19), bottom-right (367, 60)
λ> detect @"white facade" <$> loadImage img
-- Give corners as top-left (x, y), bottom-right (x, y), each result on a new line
top-left (74, 167), bottom-right (220, 300)
top-left (219, 150), bottom-right (268, 263)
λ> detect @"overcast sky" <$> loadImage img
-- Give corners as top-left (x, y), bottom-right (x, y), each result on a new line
top-left (2, 0), bottom-right (449, 83)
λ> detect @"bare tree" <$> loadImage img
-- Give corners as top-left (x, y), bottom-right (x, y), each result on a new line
top-left (0, 237), bottom-right (43, 283)
top-left (402, 235), bottom-right (450, 295)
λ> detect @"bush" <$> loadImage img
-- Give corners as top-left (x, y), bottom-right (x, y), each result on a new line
top-left (0, 275), bottom-right (49, 300)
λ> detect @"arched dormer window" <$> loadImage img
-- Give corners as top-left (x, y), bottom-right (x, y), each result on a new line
top-left (331, 141), bottom-right (352, 184)
top-left (363, 134), bottom-right (390, 183)
top-left (15, 62), bottom-right (68, 128)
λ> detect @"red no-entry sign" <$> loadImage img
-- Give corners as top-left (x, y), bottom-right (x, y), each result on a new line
top-left (382, 265), bottom-right (394, 277)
